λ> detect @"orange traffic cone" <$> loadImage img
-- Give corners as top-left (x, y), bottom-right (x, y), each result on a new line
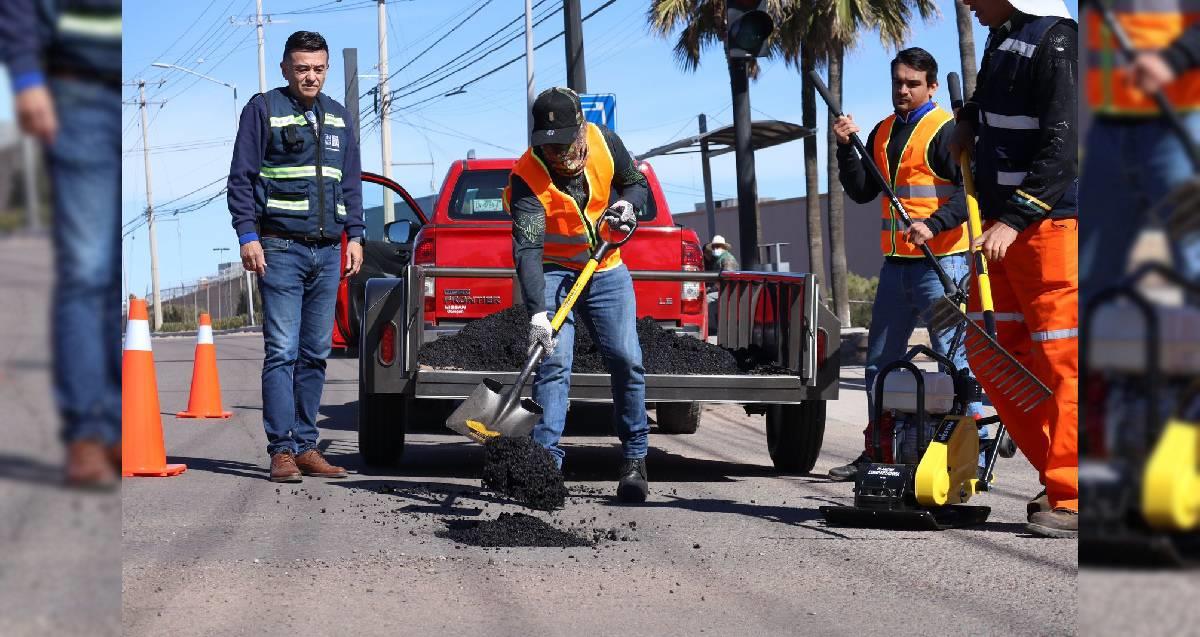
top-left (177, 313), bottom-right (233, 419)
top-left (122, 298), bottom-right (186, 477)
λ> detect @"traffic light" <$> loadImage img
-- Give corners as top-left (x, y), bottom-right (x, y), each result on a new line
top-left (725, 0), bottom-right (774, 59)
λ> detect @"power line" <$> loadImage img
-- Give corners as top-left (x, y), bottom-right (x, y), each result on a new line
top-left (378, 0), bottom-right (495, 89)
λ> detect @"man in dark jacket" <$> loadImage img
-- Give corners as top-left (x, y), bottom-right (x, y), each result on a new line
top-left (0, 0), bottom-right (122, 487)
top-left (227, 31), bottom-right (365, 482)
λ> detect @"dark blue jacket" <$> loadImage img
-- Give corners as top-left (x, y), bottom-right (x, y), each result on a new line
top-left (0, 0), bottom-right (122, 92)
top-left (227, 88), bottom-right (364, 243)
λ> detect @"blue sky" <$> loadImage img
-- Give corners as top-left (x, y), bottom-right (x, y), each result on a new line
top-left (120, 0), bottom-right (1077, 298)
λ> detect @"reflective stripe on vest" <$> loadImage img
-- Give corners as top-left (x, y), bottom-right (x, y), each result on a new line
top-left (267, 198), bottom-right (309, 211)
top-left (58, 13), bottom-right (122, 39)
top-left (873, 107), bottom-right (968, 258)
top-left (259, 165), bottom-right (343, 180)
top-left (1032, 327), bottom-right (1079, 342)
top-left (270, 115), bottom-right (308, 127)
top-left (504, 123), bottom-right (622, 272)
top-left (1086, 2), bottom-right (1200, 114)
top-left (324, 113), bottom-right (345, 127)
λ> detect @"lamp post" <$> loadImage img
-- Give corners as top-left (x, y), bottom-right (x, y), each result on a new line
top-left (153, 62), bottom-right (256, 327)
top-left (213, 247), bottom-right (231, 321)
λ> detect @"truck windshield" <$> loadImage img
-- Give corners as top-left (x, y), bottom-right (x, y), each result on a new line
top-left (450, 168), bottom-right (659, 221)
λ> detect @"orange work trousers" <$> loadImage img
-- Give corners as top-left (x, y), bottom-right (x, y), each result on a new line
top-left (968, 217), bottom-right (1078, 512)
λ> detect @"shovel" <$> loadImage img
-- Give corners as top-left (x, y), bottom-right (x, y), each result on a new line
top-left (445, 209), bottom-right (638, 443)
top-left (808, 70), bottom-right (1050, 412)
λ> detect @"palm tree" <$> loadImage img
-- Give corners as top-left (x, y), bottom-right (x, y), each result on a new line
top-left (826, 45), bottom-right (850, 325)
top-left (648, 0), bottom-right (937, 323)
top-left (955, 0), bottom-right (979, 98)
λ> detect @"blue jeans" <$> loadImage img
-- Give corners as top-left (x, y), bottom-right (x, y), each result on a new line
top-left (532, 264), bottom-right (649, 466)
top-left (1080, 116), bottom-right (1198, 304)
top-left (257, 237), bottom-right (340, 456)
top-left (48, 78), bottom-right (122, 446)
top-left (865, 255), bottom-right (987, 461)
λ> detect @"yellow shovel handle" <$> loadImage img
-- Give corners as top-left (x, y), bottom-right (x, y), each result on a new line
top-left (958, 152), bottom-right (995, 316)
top-left (550, 259), bottom-right (600, 332)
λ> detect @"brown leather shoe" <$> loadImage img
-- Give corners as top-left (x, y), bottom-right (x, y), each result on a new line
top-left (65, 440), bottom-right (118, 489)
top-left (295, 449), bottom-right (348, 478)
top-left (1027, 508), bottom-right (1078, 538)
top-left (270, 451), bottom-right (303, 483)
top-left (108, 443), bottom-right (122, 473)
top-left (1026, 489), bottom-right (1049, 518)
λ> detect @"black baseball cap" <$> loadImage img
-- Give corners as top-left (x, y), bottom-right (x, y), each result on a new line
top-left (531, 87), bottom-right (584, 147)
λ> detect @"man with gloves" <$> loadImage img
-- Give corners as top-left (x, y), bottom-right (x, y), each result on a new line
top-left (502, 87), bottom-right (650, 503)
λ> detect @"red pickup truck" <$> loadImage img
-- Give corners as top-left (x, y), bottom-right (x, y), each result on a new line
top-left (412, 157), bottom-right (708, 336)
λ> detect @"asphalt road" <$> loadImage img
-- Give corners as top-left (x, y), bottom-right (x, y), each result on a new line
top-left (119, 330), bottom-right (1080, 637)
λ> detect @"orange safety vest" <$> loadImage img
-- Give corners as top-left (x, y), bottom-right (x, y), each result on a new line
top-left (1086, 1), bottom-right (1200, 115)
top-left (503, 123), bottom-right (622, 271)
top-left (872, 107), bottom-right (968, 258)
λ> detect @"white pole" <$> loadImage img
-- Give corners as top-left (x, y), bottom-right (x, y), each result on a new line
top-left (256, 0), bottom-right (267, 93)
top-left (524, 0), bottom-right (535, 141)
top-left (139, 81), bottom-right (163, 331)
top-left (379, 0), bottom-right (394, 224)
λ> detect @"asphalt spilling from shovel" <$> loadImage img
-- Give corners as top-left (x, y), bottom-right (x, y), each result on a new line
top-left (418, 306), bottom-right (789, 375)
top-left (480, 437), bottom-right (568, 512)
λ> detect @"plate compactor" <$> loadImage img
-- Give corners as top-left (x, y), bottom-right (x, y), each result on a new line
top-left (821, 345), bottom-right (998, 530)
top-left (1081, 263), bottom-right (1200, 566)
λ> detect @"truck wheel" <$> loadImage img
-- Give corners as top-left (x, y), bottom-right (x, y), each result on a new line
top-left (657, 402), bottom-right (701, 434)
top-left (765, 401), bottom-right (827, 474)
top-left (358, 388), bottom-right (407, 467)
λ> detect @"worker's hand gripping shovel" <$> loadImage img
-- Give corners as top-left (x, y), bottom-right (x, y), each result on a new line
top-left (808, 70), bottom-right (1049, 415)
top-left (445, 209), bottom-right (638, 443)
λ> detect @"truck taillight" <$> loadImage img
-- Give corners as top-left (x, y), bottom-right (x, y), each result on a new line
top-left (378, 321), bottom-right (396, 367)
top-left (681, 240), bottom-right (703, 313)
top-left (415, 238), bottom-right (435, 312)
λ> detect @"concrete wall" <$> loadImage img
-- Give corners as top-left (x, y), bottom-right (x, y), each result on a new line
top-left (673, 193), bottom-right (885, 281)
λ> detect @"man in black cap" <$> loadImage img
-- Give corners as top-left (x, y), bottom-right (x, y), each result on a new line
top-left (502, 87), bottom-right (651, 502)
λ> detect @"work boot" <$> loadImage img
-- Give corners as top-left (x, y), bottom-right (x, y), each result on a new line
top-left (828, 453), bottom-right (871, 482)
top-left (616, 458), bottom-right (648, 503)
top-left (1027, 489), bottom-right (1049, 518)
top-left (1027, 508), bottom-right (1077, 538)
top-left (295, 449), bottom-right (348, 478)
top-left (107, 443), bottom-right (122, 473)
top-left (65, 440), bottom-right (118, 490)
top-left (269, 451), bottom-right (303, 483)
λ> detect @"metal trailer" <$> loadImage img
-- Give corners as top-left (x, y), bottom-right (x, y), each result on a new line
top-left (358, 266), bottom-right (841, 472)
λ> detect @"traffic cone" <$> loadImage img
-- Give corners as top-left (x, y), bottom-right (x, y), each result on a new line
top-left (122, 298), bottom-right (186, 477)
top-left (177, 313), bottom-right (233, 419)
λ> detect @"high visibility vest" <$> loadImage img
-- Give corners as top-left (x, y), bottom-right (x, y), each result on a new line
top-left (976, 15), bottom-right (1079, 219)
top-left (503, 123), bottom-right (623, 271)
top-left (873, 107), bottom-right (967, 257)
top-left (1086, 0), bottom-right (1200, 115)
top-left (255, 88), bottom-right (353, 241)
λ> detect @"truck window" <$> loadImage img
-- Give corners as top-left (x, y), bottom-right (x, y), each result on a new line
top-left (361, 181), bottom-right (423, 241)
top-left (450, 168), bottom-right (659, 222)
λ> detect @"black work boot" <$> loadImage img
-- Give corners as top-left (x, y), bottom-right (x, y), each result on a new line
top-left (1027, 508), bottom-right (1077, 538)
top-left (616, 458), bottom-right (648, 503)
top-left (828, 453), bottom-right (872, 482)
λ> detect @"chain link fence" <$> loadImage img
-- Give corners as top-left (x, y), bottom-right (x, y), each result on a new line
top-left (154, 264), bottom-right (262, 332)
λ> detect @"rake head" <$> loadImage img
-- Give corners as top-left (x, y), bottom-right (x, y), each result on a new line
top-left (926, 297), bottom-right (1052, 412)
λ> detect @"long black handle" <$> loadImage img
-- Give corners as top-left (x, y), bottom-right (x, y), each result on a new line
top-left (808, 70), bottom-right (961, 300)
top-left (1096, 2), bottom-right (1200, 171)
top-left (947, 72), bottom-right (964, 112)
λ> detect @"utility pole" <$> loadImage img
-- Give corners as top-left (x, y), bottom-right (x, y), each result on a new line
top-left (563, 0), bottom-right (586, 92)
top-left (256, 0), bottom-right (267, 93)
top-left (378, 0), bottom-right (395, 224)
top-left (343, 48), bottom-right (360, 140)
top-left (728, 59), bottom-right (760, 270)
top-left (524, 0), bottom-right (535, 140)
top-left (21, 137), bottom-right (40, 232)
top-left (213, 247), bottom-right (231, 321)
top-left (126, 80), bottom-right (167, 330)
top-left (698, 114), bottom-right (716, 241)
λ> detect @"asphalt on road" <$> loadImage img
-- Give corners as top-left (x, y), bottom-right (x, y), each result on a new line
top-left (120, 330), bottom-right (1081, 637)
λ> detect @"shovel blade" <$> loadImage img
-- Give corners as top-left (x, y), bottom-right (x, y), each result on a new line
top-left (445, 377), bottom-right (543, 444)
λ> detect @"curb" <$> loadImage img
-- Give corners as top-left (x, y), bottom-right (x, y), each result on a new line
top-left (151, 325), bottom-right (264, 339)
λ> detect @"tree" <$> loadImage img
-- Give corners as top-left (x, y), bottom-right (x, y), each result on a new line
top-left (826, 46), bottom-right (850, 326)
top-left (954, 0), bottom-right (979, 98)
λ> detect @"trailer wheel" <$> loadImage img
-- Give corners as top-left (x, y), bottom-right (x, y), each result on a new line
top-left (765, 401), bottom-right (827, 473)
top-left (656, 402), bottom-right (701, 434)
top-left (358, 387), bottom-right (407, 467)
